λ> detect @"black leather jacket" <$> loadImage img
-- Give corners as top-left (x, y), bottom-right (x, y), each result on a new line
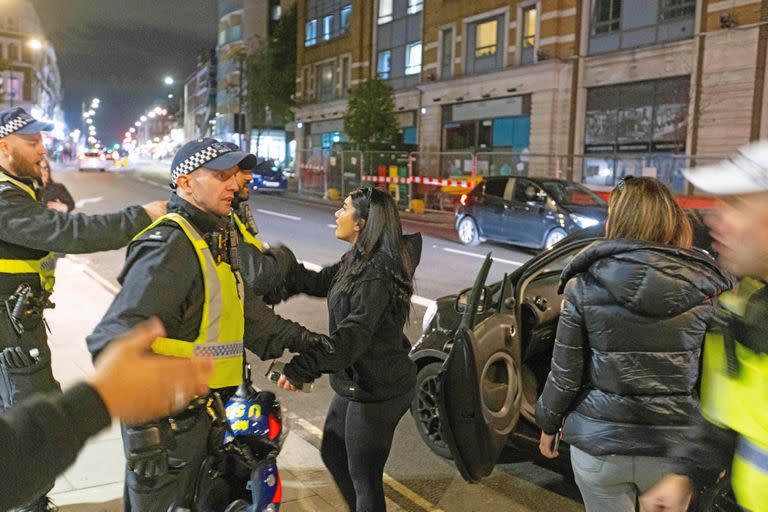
top-left (535, 239), bottom-right (733, 456)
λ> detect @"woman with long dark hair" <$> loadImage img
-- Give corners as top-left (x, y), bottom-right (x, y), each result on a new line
top-left (275, 186), bottom-right (421, 512)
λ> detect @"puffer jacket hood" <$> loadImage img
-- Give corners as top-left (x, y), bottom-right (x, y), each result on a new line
top-left (560, 239), bottom-right (732, 318)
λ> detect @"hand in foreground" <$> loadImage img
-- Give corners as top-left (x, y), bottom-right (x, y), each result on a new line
top-left (277, 374), bottom-right (298, 392)
top-left (539, 431), bottom-right (560, 459)
top-left (639, 475), bottom-right (694, 512)
top-left (141, 200), bottom-right (167, 221)
top-left (89, 317), bottom-right (213, 424)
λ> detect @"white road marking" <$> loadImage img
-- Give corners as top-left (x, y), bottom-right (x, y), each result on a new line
top-left (286, 411), bottom-right (445, 512)
top-left (74, 196), bottom-right (103, 208)
top-left (256, 209), bottom-right (301, 221)
top-left (302, 260), bottom-right (434, 309)
top-left (443, 247), bottom-right (524, 266)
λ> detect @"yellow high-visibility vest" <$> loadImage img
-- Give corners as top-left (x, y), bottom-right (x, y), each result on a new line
top-left (135, 213), bottom-right (245, 389)
top-left (0, 173), bottom-right (56, 293)
top-left (701, 278), bottom-right (768, 511)
top-left (233, 213), bottom-right (263, 251)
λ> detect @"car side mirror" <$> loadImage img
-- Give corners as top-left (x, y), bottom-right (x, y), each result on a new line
top-left (455, 287), bottom-right (491, 314)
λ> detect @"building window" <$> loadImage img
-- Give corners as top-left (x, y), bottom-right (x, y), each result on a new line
top-left (316, 62), bottom-right (335, 102)
top-left (340, 5), bottom-right (352, 33)
top-left (377, 50), bottom-right (392, 79)
top-left (659, 0), bottom-right (695, 21)
top-left (475, 19), bottom-right (498, 57)
top-left (271, 5), bottom-right (282, 20)
top-left (405, 42), bottom-right (422, 76)
top-left (593, 0), bottom-right (621, 35)
top-left (305, 19), bottom-right (318, 47)
top-left (341, 56), bottom-right (350, 97)
top-left (441, 28), bottom-right (454, 79)
top-left (7, 43), bottom-right (19, 62)
top-left (407, 0), bottom-right (423, 15)
top-left (521, 5), bottom-right (537, 65)
top-left (322, 14), bottom-right (334, 41)
top-left (378, 0), bottom-right (393, 24)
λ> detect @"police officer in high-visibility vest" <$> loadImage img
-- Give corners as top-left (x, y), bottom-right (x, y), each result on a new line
top-left (85, 138), bottom-right (319, 511)
top-left (0, 107), bottom-right (165, 512)
top-left (642, 140), bottom-right (768, 512)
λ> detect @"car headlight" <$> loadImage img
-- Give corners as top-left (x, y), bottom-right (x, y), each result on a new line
top-left (422, 301), bottom-right (438, 333)
top-left (569, 213), bottom-right (599, 228)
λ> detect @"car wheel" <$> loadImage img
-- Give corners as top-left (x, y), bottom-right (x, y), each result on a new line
top-left (544, 228), bottom-right (567, 250)
top-left (411, 362), bottom-right (453, 459)
top-left (457, 217), bottom-right (481, 246)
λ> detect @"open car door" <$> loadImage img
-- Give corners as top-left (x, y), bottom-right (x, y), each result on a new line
top-left (438, 253), bottom-right (523, 483)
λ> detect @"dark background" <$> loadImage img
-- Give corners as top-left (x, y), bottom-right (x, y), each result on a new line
top-left (29, 0), bottom-right (218, 143)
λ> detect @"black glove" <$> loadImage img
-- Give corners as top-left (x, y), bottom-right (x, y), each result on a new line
top-left (125, 424), bottom-right (174, 479)
top-left (266, 245), bottom-right (298, 280)
top-left (0, 347), bottom-right (34, 369)
top-left (286, 331), bottom-right (335, 355)
top-left (263, 284), bottom-right (291, 306)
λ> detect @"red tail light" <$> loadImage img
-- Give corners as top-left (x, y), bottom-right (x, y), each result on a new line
top-left (459, 193), bottom-right (468, 206)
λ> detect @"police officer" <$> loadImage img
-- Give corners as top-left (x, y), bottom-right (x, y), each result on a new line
top-left (0, 107), bottom-right (165, 512)
top-left (641, 141), bottom-right (768, 512)
top-left (86, 138), bottom-right (311, 511)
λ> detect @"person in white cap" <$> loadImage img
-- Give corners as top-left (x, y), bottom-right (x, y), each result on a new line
top-left (641, 140), bottom-right (768, 512)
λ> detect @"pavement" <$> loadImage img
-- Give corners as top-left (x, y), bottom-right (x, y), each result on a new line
top-left (44, 256), bottom-right (404, 511)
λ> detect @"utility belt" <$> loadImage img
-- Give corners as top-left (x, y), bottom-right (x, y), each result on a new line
top-left (2, 283), bottom-right (55, 335)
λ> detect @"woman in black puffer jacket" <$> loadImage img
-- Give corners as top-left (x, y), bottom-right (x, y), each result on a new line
top-left (535, 177), bottom-right (732, 512)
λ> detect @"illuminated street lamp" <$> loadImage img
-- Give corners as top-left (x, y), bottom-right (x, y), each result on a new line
top-left (85, 118), bottom-right (93, 125)
top-left (148, 112), bottom-right (156, 119)
top-left (27, 38), bottom-right (43, 50)
top-left (129, 127), bottom-right (136, 133)
top-left (135, 121), bottom-right (141, 127)
top-left (163, 76), bottom-right (174, 86)
top-left (140, 115), bottom-right (147, 122)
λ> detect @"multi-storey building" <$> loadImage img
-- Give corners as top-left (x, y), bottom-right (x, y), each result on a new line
top-left (0, 0), bottom-right (63, 126)
top-left (183, 50), bottom-right (218, 141)
top-left (294, 0), bottom-right (768, 192)
top-left (215, 0), bottom-right (295, 155)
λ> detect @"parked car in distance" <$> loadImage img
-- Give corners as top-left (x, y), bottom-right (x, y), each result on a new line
top-left (250, 159), bottom-right (287, 193)
top-left (76, 149), bottom-right (108, 172)
top-left (455, 176), bottom-right (608, 250)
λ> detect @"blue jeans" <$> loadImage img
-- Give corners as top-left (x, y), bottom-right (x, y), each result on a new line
top-left (570, 446), bottom-right (674, 512)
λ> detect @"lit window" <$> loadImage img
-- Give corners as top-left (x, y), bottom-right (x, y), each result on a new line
top-left (475, 20), bottom-right (498, 57)
top-left (271, 5), bottom-right (282, 21)
top-left (323, 15), bottom-right (334, 41)
top-left (378, 0), bottom-right (393, 24)
top-left (522, 6), bottom-right (537, 48)
top-left (340, 5), bottom-right (352, 33)
top-left (305, 19), bottom-right (317, 47)
top-left (405, 42), bottom-right (422, 76)
top-left (377, 50), bottom-right (392, 79)
top-left (407, 0), bottom-right (423, 15)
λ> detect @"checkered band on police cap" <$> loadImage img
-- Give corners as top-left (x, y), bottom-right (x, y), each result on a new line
top-left (0, 112), bottom-right (34, 138)
top-left (170, 139), bottom-right (236, 183)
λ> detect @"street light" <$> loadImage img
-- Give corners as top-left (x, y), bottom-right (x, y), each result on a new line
top-left (85, 118), bottom-right (93, 124)
top-left (163, 76), bottom-right (174, 86)
top-left (140, 115), bottom-right (147, 122)
top-left (135, 121), bottom-right (141, 127)
top-left (27, 38), bottom-right (43, 50)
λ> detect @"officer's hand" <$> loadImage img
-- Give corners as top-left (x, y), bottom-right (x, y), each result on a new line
top-left (141, 200), bottom-right (167, 222)
top-left (127, 444), bottom-right (169, 479)
top-left (46, 200), bottom-right (69, 213)
top-left (0, 347), bottom-right (34, 369)
top-left (276, 375), bottom-right (298, 392)
top-left (263, 285), bottom-right (289, 306)
top-left (89, 318), bottom-right (213, 424)
top-left (639, 475), bottom-right (694, 512)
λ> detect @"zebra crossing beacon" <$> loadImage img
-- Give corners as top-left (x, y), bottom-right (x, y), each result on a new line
top-left (85, 137), bottom-right (301, 511)
top-left (0, 106), bottom-right (164, 512)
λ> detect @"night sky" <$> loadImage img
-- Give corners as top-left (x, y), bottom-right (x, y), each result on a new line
top-left (28, 0), bottom-right (218, 144)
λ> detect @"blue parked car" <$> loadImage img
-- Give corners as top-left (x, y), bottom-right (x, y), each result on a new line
top-left (250, 160), bottom-right (287, 193)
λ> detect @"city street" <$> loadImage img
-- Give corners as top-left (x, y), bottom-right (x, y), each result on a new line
top-left (54, 163), bottom-right (584, 511)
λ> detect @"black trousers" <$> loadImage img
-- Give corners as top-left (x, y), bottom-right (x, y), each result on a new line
top-left (320, 390), bottom-right (414, 512)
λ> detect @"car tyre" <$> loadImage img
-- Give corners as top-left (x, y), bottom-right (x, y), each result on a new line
top-left (411, 362), bottom-right (453, 460)
top-left (544, 228), bottom-right (567, 250)
top-left (457, 216), bottom-right (481, 246)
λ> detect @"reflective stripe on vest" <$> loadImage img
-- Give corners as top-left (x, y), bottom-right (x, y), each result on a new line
top-left (0, 173), bottom-right (56, 293)
top-left (732, 436), bottom-right (768, 511)
top-left (233, 213), bottom-right (263, 251)
top-left (137, 213), bottom-right (245, 389)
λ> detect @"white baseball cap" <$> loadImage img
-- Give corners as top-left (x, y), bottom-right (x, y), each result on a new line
top-left (683, 140), bottom-right (768, 195)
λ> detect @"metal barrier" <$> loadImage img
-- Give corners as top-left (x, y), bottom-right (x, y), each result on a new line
top-left (296, 149), bottom-right (329, 198)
